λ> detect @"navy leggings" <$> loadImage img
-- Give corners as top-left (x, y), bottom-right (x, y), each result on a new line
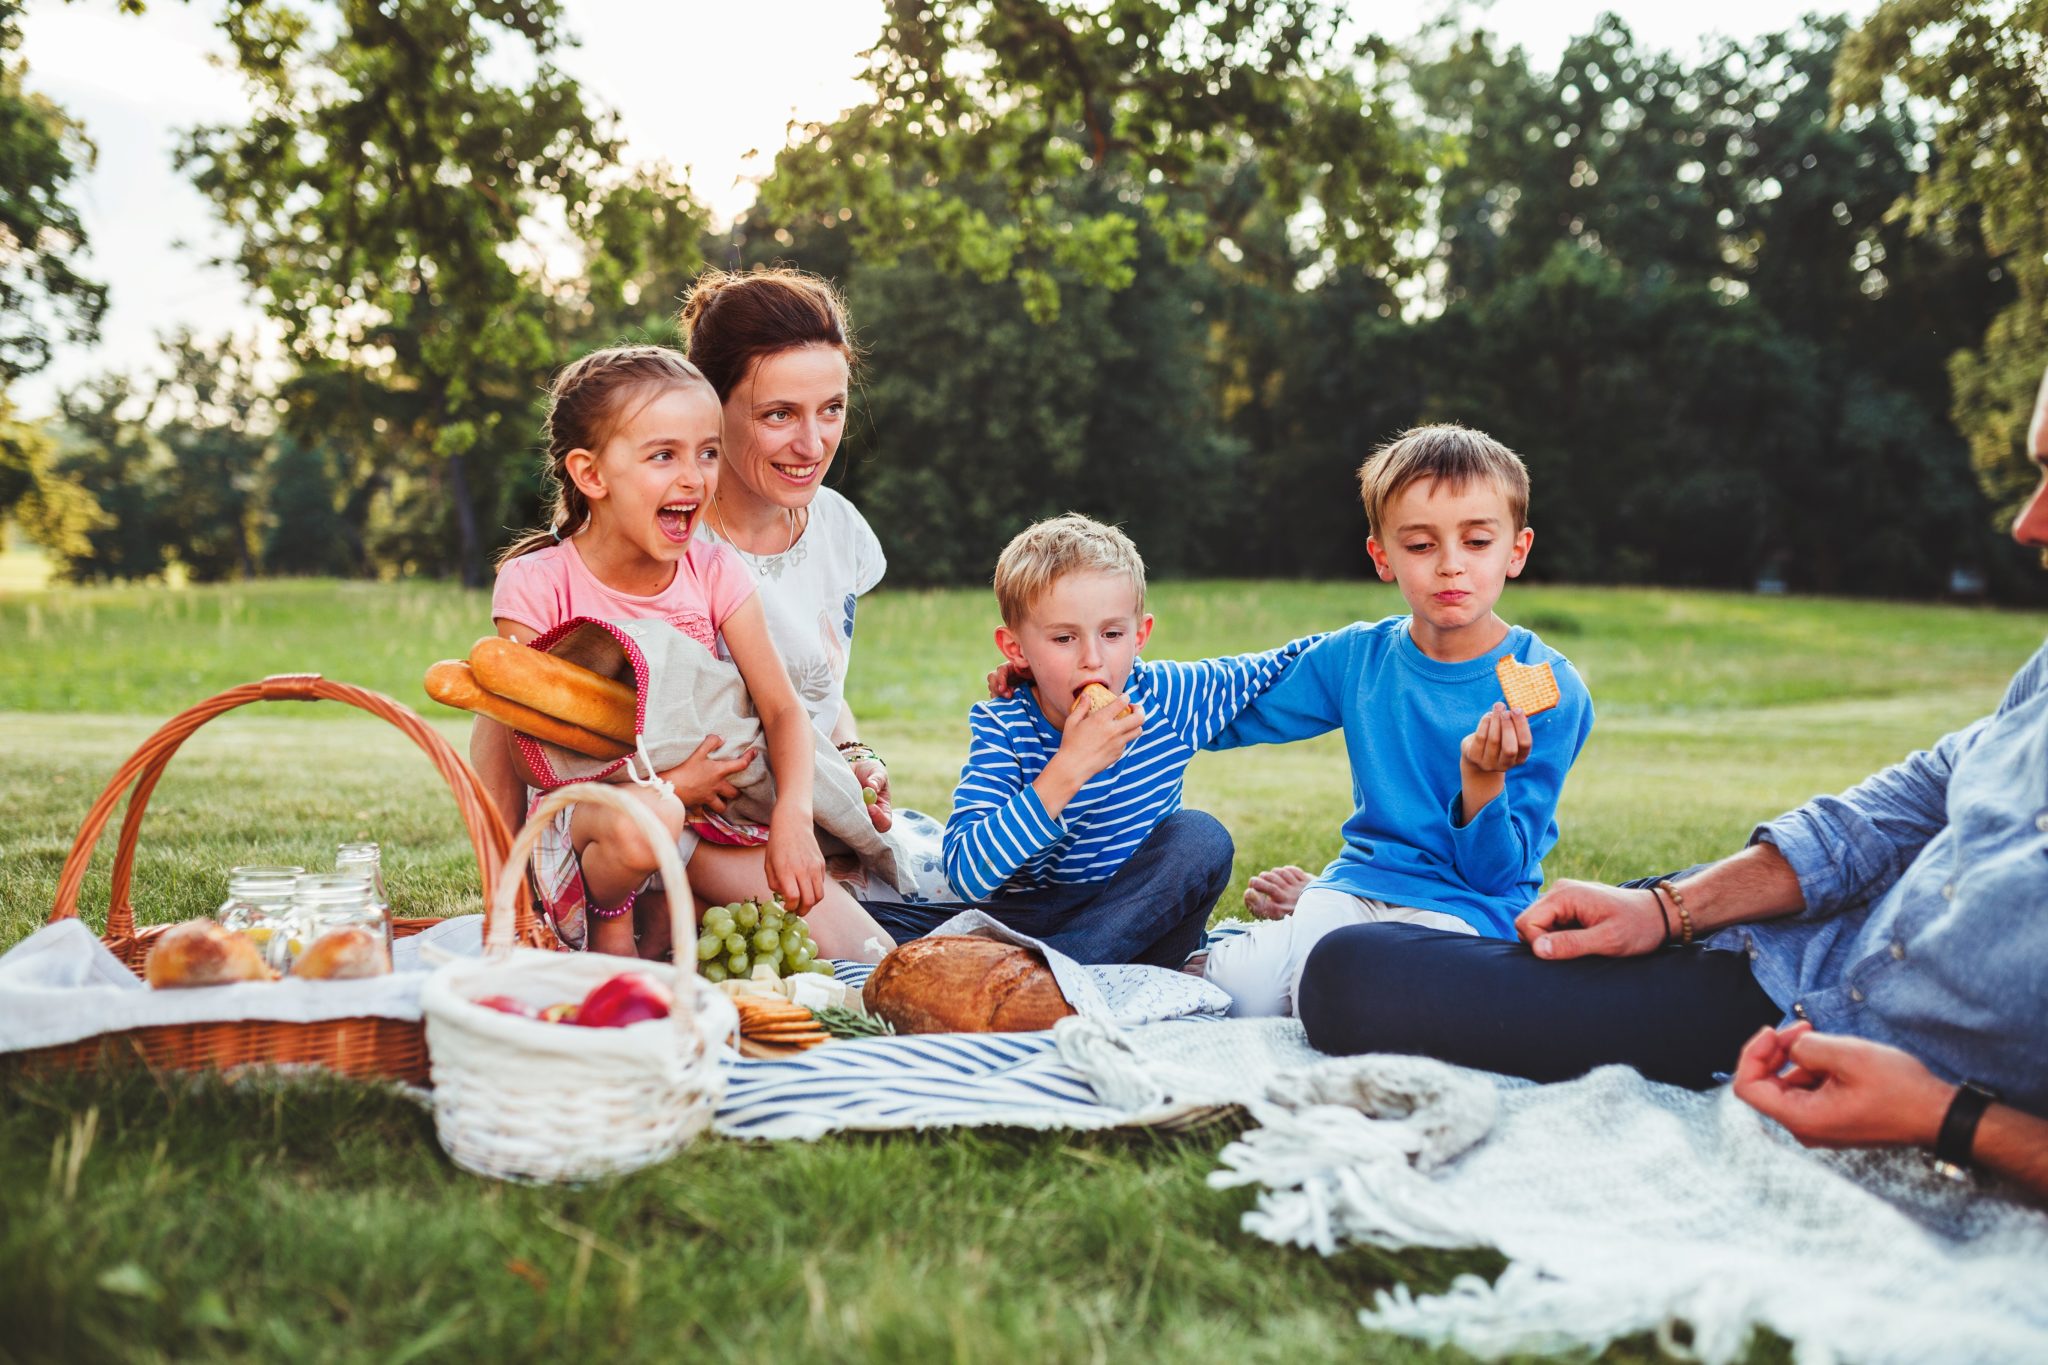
top-left (1296, 921), bottom-right (1781, 1089)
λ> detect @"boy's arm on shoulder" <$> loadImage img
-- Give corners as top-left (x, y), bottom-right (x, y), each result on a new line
top-left (941, 701), bottom-right (1064, 901)
top-left (1201, 628), bottom-right (1350, 751)
top-left (1446, 657), bottom-right (1594, 897)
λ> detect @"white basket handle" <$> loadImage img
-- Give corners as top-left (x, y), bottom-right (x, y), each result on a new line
top-left (486, 781), bottom-right (698, 1037)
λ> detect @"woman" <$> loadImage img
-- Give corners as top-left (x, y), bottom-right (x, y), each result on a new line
top-left (678, 267), bottom-right (950, 901)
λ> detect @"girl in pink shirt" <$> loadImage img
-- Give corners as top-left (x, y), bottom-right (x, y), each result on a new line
top-left (477, 345), bottom-right (896, 962)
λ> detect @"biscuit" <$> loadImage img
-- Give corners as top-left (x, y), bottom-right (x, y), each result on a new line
top-left (1078, 683), bottom-right (1134, 718)
top-left (1494, 657), bottom-right (1560, 716)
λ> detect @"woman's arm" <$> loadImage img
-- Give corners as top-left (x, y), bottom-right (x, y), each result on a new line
top-left (723, 597), bottom-right (826, 911)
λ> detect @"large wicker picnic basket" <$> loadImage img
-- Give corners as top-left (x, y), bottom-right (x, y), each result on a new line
top-left (16, 673), bottom-right (551, 1084)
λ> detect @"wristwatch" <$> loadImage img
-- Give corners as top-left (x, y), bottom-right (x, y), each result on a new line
top-left (1930, 1080), bottom-right (1997, 1181)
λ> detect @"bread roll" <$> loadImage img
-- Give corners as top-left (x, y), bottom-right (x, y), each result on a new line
top-left (144, 919), bottom-right (273, 988)
top-left (424, 659), bottom-right (632, 761)
top-left (292, 925), bottom-right (392, 980)
top-left (862, 936), bottom-right (1075, 1034)
top-left (468, 636), bottom-right (638, 744)
top-left (1078, 683), bottom-right (1134, 718)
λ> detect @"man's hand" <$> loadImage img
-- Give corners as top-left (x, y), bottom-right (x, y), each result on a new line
top-left (850, 753), bottom-right (893, 832)
top-left (661, 737), bottom-right (754, 814)
top-left (1460, 702), bottom-right (1533, 773)
top-left (1516, 879), bottom-right (1668, 960)
top-left (1732, 1023), bottom-right (1955, 1149)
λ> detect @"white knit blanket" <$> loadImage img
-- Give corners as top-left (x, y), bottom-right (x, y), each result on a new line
top-left (1206, 1055), bottom-right (2048, 1365)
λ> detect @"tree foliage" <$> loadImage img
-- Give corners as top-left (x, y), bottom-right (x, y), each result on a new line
top-left (179, 0), bottom-right (707, 584)
top-left (1837, 0), bottom-right (2048, 527)
top-left (757, 0), bottom-right (1431, 319)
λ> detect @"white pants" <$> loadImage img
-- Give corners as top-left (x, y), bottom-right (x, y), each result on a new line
top-left (1203, 887), bottom-right (1476, 1018)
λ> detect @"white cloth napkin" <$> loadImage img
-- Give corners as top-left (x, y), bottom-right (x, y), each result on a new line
top-left (0, 916), bottom-right (490, 1053)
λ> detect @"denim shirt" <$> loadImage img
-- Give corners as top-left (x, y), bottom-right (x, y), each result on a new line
top-left (1725, 639), bottom-right (2048, 1114)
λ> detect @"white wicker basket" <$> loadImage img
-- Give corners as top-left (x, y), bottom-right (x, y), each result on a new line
top-left (422, 783), bottom-right (736, 1183)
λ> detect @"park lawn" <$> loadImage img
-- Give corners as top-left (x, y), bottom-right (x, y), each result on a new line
top-left (2, 577), bottom-right (2042, 1363)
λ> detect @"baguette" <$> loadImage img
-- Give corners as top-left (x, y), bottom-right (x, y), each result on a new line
top-left (424, 659), bottom-right (633, 761)
top-left (469, 635), bottom-right (638, 744)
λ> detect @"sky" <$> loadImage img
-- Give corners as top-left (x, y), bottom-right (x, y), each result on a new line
top-left (13, 0), bottom-right (1866, 417)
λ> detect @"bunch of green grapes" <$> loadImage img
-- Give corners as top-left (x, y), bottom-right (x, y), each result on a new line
top-left (693, 897), bottom-right (835, 982)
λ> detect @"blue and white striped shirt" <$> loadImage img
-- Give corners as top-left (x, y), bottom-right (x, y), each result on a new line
top-left (943, 638), bottom-right (1322, 900)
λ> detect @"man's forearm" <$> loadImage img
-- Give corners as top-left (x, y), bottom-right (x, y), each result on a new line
top-left (1669, 842), bottom-right (1806, 935)
top-left (1977, 1105), bottom-right (2048, 1201)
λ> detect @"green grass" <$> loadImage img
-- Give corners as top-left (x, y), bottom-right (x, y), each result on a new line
top-left (2, 576), bottom-right (2040, 1362)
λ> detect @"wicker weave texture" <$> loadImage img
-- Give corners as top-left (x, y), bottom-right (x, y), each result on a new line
top-left (17, 674), bottom-right (534, 1082)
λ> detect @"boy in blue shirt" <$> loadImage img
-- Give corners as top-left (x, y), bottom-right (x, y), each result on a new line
top-left (864, 513), bottom-right (1317, 967)
top-left (1202, 424), bottom-right (1594, 1016)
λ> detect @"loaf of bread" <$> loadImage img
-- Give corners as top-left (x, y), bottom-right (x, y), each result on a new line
top-left (144, 919), bottom-right (273, 988)
top-left (292, 925), bottom-right (392, 980)
top-left (862, 936), bottom-right (1075, 1034)
top-left (469, 636), bottom-right (638, 744)
top-left (424, 659), bottom-right (632, 761)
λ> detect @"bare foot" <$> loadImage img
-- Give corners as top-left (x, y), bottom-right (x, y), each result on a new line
top-left (1244, 865), bottom-right (1312, 920)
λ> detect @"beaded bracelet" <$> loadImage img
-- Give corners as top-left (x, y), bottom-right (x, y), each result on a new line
top-left (835, 740), bottom-right (885, 770)
top-left (1652, 879), bottom-right (1694, 946)
top-left (589, 887), bottom-right (636, 921)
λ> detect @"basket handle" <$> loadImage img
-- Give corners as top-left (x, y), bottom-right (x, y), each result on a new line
top-left (486, 782), bottom-right (698, 1035)
top-left (49, 674), bottom-right (518, 939)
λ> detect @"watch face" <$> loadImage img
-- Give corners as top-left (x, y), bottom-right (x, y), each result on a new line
top-left (1928, 1156), bottom-right (1974, 1185)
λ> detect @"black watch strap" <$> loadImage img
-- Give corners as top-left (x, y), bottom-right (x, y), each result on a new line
top-left (1934, 1080), bottom-right (1997, 1172)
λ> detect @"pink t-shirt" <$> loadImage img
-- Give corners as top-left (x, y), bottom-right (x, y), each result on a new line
top-left (490, 537), bottom-right (754, 652)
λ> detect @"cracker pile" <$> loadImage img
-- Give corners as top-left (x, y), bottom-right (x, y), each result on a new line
top-left (734, 994), bottom-right (830, 1059)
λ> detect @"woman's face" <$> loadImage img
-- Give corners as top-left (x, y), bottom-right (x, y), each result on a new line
top-left (722, 343), bottom-right (850, 511)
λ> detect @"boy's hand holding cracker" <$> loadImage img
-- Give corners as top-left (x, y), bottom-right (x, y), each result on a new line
top-left (1457, 702), bottom-right (1532, 825)
top-left (1033, 687), bottom-right (1144, 820)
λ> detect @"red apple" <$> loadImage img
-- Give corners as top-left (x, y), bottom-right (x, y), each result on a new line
top-left (474, 994), bottom-right (539, 1019)
top-left (574, 972), bottom-right (673, 1028)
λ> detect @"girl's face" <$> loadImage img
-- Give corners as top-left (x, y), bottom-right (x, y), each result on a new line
top-left (721, 343), bottom-right (849, 512)
top-left (569, 384), bottom-right (723, 573)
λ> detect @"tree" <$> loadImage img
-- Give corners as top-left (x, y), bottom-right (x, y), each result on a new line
top-left (1836, 0), bottom-right (2048, 534)
top-left (181, 0), bottom-right (707, 584)
top-left (46, 376), bottom-right (171, 583)
top-left (0, 0), bottom-right (109, 393)
top-left (758, 0), bottom-right (1433, 319)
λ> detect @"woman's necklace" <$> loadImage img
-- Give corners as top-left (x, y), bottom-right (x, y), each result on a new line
top-left (711, 496), bottom-right (808, 578)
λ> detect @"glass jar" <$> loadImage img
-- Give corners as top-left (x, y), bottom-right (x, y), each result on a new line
top-left (283, 872), bottom-right (390, 975)
top-left (334, 841), bottom-right (394, 949)
top-left (216, 866), bottom-right (303, 962)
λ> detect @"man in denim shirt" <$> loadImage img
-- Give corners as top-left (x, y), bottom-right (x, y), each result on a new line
top-left (1298, 363), bottom-right (2048, 1197)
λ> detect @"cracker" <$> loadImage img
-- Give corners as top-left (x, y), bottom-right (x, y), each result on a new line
top-left (1494, 656), bottom-right (1560, 716)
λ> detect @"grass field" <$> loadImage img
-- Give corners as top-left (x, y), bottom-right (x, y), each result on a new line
top-left (3, 576), bottom-right (2042, 1363)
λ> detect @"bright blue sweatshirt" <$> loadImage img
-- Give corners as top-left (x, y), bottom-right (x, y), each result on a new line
top-left (1210, 617), bottom-right (1594, 937)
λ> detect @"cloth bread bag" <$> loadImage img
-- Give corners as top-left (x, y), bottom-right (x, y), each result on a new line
top-left (511, 616), bottom-right (915, 894)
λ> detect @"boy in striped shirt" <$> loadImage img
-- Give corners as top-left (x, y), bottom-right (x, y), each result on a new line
top-left (903, 514), bottom-right (1317, 967)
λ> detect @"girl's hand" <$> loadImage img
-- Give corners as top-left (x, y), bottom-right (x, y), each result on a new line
top-left (662, 737), bottom-right (755, 814)
top-left (765, 816), bottom-right (827, 914)
top-left (850, 754), bottom-right (893, 832)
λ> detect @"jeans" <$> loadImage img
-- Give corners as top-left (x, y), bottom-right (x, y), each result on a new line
top-left (862, 810), bottom-right (1233, 967)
